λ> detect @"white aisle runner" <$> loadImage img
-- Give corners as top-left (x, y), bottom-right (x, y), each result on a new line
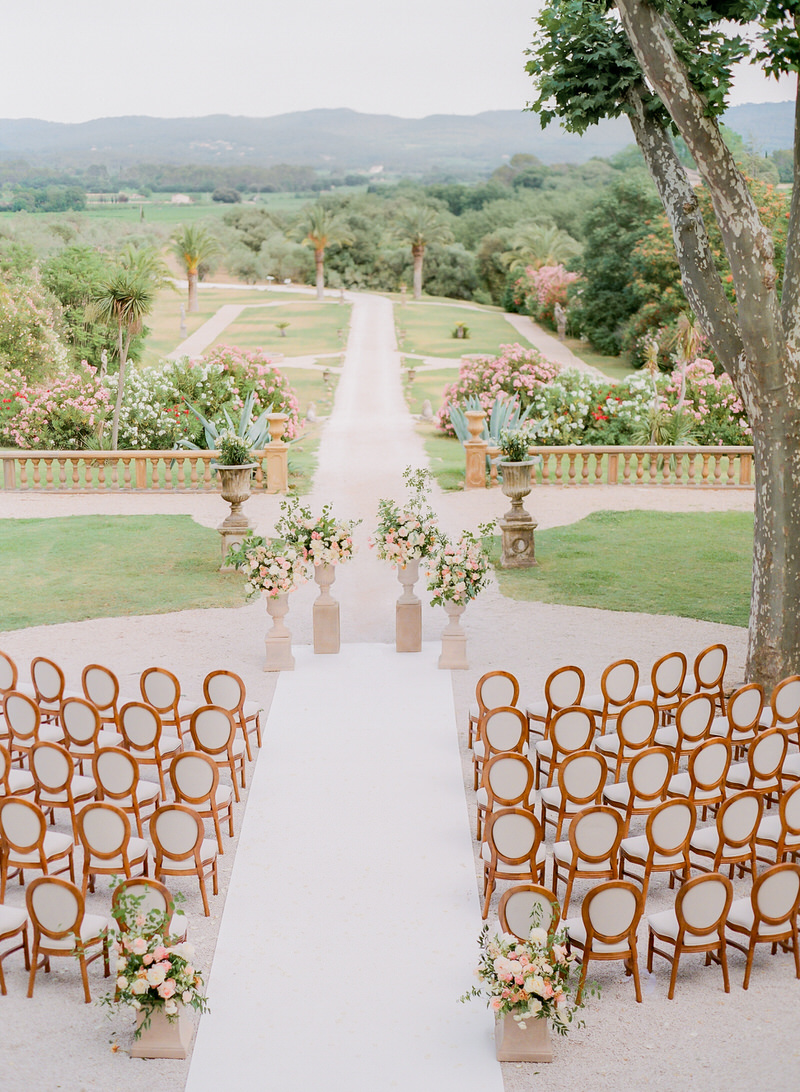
top-left (187, 644), bottom-right (503, 1091)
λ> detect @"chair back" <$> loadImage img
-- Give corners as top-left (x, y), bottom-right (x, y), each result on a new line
top-left (30, 741), bottom-right (74, 796)
top-left (77, 802), bottom-right (131, 860)
top-left (26, 876), bottom-right (84, 941)
top-left (568, 806), bottom-right (624, 865)
top-left (485, 808), bottom-right (543, 866)
top-left (0, 796), bottom-right (46, 854)
top-left (474, 670), bottom-right (519, 715)
top-left (93, 747), bottom-right (138, 799)
top-left (545, 665), bottom-right (585, 712)
top-left (81, 664), bottom-right (121, 720)
top-left (750, 863), bottom-right (800, 928)
top-left (767, 675), bottom-right (800, 727)
top-left (190, 706), bottom-right (237, 755)
top-left (746, 728), bottom-right (788, 782)
top-left (616, 700), bottom-right (659, 750)
top-left (140, 667), bottom-right (181, 715)
top-left (112, 877), bottom-right (176, 934)
top-left (498, 884), bottom-right (559, 941)
top-left (687, 737), bottom-right (732, 792)
top-left (3, 691), bottom-right (41, 745)
top-left (718, 790), bottom-right (763, 848)
top-left (0, 650), bottom-right (18, 694)
top-left (481, 707), bottom-right (528, 755)
top-left (150, 804), bottom-right (204, 862)
top-left (675, 692), bottom-right (715, 744)
top-left (0, 743), bottom-right (12, 793)
top-left (170, 751), bottom-right (219, 806)
top-left (651, 651), bottom-right (687, 701)
top-left (482, 753), bottom-right (534, 810)
top-left (779, 782), bottom-right (800, 840)
top-left (61, 697), bottom-right (102, 749)
top-left (676, 873), bottom-right (733, 937)
top-left (600, 659), bottom-right (639, 707)
top-left (558, 750), bottom-right (607, 807)
top-left (581, 880), bottom-right (643, 945)
top-left (647, 798), bottom-right (696, 858)
top-left (692, 644), bottom-right (727, 696)
top-left (549, 707), bottom-right (596, 758)
top-left (120, 701), bottom-right (163, 751)
top-left (726, 684), bottom-right (765, 735)
top-left (626, 747), bottom-right (673, 803)
top-left (203, 669), bottom-right (247, 713)
top-left (31, 657), bottom-right (66, 706)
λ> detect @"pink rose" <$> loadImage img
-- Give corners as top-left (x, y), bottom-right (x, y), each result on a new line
top-left (157, 978), bottom-right (177, 1000)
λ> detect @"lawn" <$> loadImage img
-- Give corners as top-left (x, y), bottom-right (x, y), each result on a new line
top-left (403, 365), bottom-right (458, 417)
top-left (416, 423), bottom-right (466, 491)
top-left (0, 516), bottom-right (246, 631)
top-left (563, 337), bottom-right (638, 382)
top-left (396, 302), bottom-right (531, 358)
top-left (485, 510), bottom-right (753, 627)
top-left (209, 300), bottom-right (350, 357)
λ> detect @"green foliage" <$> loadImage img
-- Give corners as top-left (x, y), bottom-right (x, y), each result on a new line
top-left (180, 389), bottom-right (273, 453)
top-left (0, 271), bottom-right (70, 381)
top-left (40, 245), bottom-right (119, 368)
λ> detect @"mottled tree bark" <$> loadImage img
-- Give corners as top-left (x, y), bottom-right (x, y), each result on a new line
top-left (412, 245), bottom-right (425, 301)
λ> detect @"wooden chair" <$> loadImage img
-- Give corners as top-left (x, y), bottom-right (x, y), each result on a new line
top-left (534, 706), bottom-right (596, 789)
top-left (666, 737), bottom-right (732, 819)
top-left (189, 706), bottom-right (246, 801)
top-left (0, 797), bottom-right (75, 900)
top-left (647, 872), bottom-right (733, 999)
top-left (467, 670), bottom-right (520, 750)
top-left (472, 706), bottom-right (529, 791)
top-left (0, 742), bottom-right (35, 799)
top-left (203, 669), bottom-right (263, 762)
top-left (635, 651), bottom-right (688, 724)
top-left (30, 657), bottom-right (79, 725)
top-left (690, 790), bottom-right (763, 879)
top-left (725, 862), bottom-right (800, 989)
top-left (169, 750), bottom-right (234, 853)
top-left (582, 658), bottom-right (639, 735)
top-left (525, 665), bottom-right (585, 740)
top-left (755, 781), bottom-right (800, 866)
top-left (92, 746), bottom-right (161, 838)
top-left (81, 663), bottom-right (126, 730)
top-left (564, 879), bottom-right (644, 1003)
top-left (30, 741), bottom-right (97, 843)
top-left (619, 798), bottom-right (696, 903)
top-left (540, 749), bottom-right (608, 841)
top-left (150, 804), bottom-right (218, 917)
top-left (655, 692), bottom-right (716, 772)
top-left (60, 696), bottom-right (123, 774)
top-left (76, 801), bottom-right (149, 895)
top-left (552, 805), bottom-right (624, 917)
top-left (119, 701), bottom-right (182, 798)
top-left (603, 746), bottom-right (673, 834)
top-left (498, 884), bottom-right (560, 943)
top-left (760, 674), bottom-right (800, 748)
top-left (111, 877), bottom-right (187, 942)
top-left (685, 643), bottom-right (728, 714)
top-left (0, 902), bottom-right (29, 995)
top-left (3, 691), bottom-right (62, 766)
top-left (709, 683), bottom-right (765, 759)
top-left (725, 728), bottom-right (788, 807)
top-left (0, 651), bottom-right (19, 696)
top-left (594, 699), bottom-right (659, 783)
top-left (26, 875), bottom-right (110, 1002)
top-left (476, 752), bottom-right (535, 842)
top-left (140, 666), bottom-right (197, 743)
top-left (481, 808), bottom-right (546, 920)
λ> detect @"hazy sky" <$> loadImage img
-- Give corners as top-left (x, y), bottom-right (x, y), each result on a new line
top-left (2, 1), bottom-right (795, 123)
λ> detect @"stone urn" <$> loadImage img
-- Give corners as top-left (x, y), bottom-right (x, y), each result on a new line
top-left (464, 410), bottom-right (488, 490)
top-left (438, 599), bottom-right (468, 670)
top-left (313, 563), bottom-right (340, 654)
top-left (498, 459), bottom-right (537, 568)
top-left (396, 558), bottom-right (422, 653)
top-left (266, 413), bottom-right (290, 494)
top-left (264, 592), bottom-right (295, 671)
top-left (216, 463), bottom-right (258, 569)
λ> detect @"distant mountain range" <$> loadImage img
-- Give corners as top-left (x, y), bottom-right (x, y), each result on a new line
top-left (0, 102), bottom-right (792, 175)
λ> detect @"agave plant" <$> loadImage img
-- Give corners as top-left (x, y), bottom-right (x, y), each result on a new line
top-left (177, 390), bottom-right (274, 454)
top-left (448, 394), bottom-right (534, 445)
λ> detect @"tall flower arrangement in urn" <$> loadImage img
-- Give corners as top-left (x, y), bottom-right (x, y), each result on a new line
top-left (427, 524), bottom-right (493, 669)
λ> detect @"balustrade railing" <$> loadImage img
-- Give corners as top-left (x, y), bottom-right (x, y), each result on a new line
top-left (527, 446), bottom-right (753, 487)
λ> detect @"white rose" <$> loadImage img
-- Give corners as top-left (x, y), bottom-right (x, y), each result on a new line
top-left (115, 957), bottom-right (128, 973)
top-left (182, 990), bottom-right (194, 1004)
top-left (116, 976), bottom-right (128, 990)
top-left (131, 978), bottom-right (149, 996)
top-left (164, 999), bottom-right (178, 1015)
top-left (146, 965), bottom-right (167, 987)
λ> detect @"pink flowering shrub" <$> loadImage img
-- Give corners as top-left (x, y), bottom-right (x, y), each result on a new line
top-left (664, 359), bottom-right (751, 445)
top-left (1, 362), bottom-right (111, 449)
top-left (514, 264), bottom-right (580, 327)
top-left (436, 344), bottom-right (560, 435)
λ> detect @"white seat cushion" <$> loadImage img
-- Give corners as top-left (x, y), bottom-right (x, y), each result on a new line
top-left (6, 769), bottom-right (35, 795)
top-left (71, 729), bottom-right (124, 755)
top-left (595, 734), bottom-right (621, 756)
top-left (10, 830), bottom-right (73, 864)
top-left (42, 912), bottom-right (108, 951)
top-left (582, 692), bottom-right (605, 713)
top-left (634, 685), bottom-right (655, 702)
top-left (654, 726), bottom-right (678, 748)
top-left (476, 786), bottom-right (488, 807)
top-left (135, 736), bottom-right (182, 759)
top-left (620, 835), bottom-right (686, 870)
top-left (243, 699), bottom-right (263, 719)
top-left (525, 699), bottom-right (548, 721)
top-left (756, 814), bottom-right (800, 849)
top-left (160, 839), bottom-right (218, 870)
top-left (552, 842), bottom-right (614, 871)
top-left (647, 908), bottom-right (719, 946)
top-left (690, 828), bottom-right (720, 854)
top-left (535, 739), bottom-right (553, 760)
top-left (667, 774), bottom-right (721, 802)
top-left (603, 783), bottom-right (632, 806)
top-left (782, 754), bottom-right (800, 780)
top-left (86, 837), bottom-right (148, 871)
top-left (480, 841), bottom-right (546, 871)
top-left (727, 763), bottom-right (778, 792)
top-left (468, 700), bottom-right (479, 720)
top-left (473, 740), bottom-right (486, 760)
top-left (0, 904), bottom-right (27, 934)
top-left (39, 775), bottom-right (96, 804)
top-left (727, 898), bottom-right (792, 936)
top-left (564, 918), bottom-right (632, 953)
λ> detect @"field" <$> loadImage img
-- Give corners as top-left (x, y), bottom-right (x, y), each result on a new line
top-left (209, 300), bottom-right (350, 357)
top-left (396, 301), bottom-right (531, 359)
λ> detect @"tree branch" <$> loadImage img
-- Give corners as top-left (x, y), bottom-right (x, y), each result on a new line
top-left (781, 69), bottom-right (800, 343)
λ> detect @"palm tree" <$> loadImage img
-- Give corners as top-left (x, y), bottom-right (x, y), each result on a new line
top-left (507, 222), bottom-right (581, 271)
top-left (391, 206), bottom-right (453, 300)
top-left (91, 269), bottom-right (155, 449)
top-left (171, 225), bottom-right (220, 312)
top-left (292, 205), bottom-right (353, 300)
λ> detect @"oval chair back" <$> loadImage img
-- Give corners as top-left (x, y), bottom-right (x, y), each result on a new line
top-left (481, 808), bottom-right (545, 919)
top-left (4, 691), bottom-right (43, 755)
top-left (498, 884), bottom-right (560, 942)
top-left (81, 664), bottom-right (121, 727)
top-left (593, 659), bottom-right (639, 734)
top-left (26, 875), bottom-right (109, 1002)
top-left (571, 880), bottom-right (644, 1003)
top-left (31, 657), bottom-right (66, 721)
top-left (111, 877), bottom-right (184, 940)
top-left (691, 643), bottom-right (728, 713)
top-left (0, 650), bottom-right (19, 694)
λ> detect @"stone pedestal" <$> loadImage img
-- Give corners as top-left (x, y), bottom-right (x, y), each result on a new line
top-left (494, 1015), bottom-right (553, 1063)
top-left (216, 463), bottom-right (257, 570)
top-left (313, 563), bottom-right (340, 654)
top-left (266, 413), bottom-right (290, 494)
top-left (264, 593), bottom-right (295, 671)
top-left (130, 1006), bottom-right (192, 1060)
top-left (464, 409), bottom-right (488, 490)
top-left (438, 601), bottom-right (468, 670)
top-left (498, 459), bottom-right (537, 568)
top-left (396, 558), bottom-right (421, 653)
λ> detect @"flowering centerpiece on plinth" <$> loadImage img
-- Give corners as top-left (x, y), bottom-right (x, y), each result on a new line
top-left (497, 426), bottom-right (537, 569)
top-left (276, 497), bottom-right (360, 654)
top-left (371, 467), bottom-right (439, 653)
top-left (214, 429), bottom-right (260, 571)
top-left (102, 887), bottom-right (209, 1060)
top-left (461, 921), bottom-right (583, 1063)
top-left (427, 525), bottom-right (492, 670)
top-left (227, 534), bottom-right (308, 671)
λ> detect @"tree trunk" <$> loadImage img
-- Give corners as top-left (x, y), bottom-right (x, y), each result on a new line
top-left (187, 269), bottom-right (198, 313)
top-left (110, 325), bottom-right (128, 451)
top-left (412, 246), bottom-right (424, 301)
top-left (315, 249), bottom-right (325, 301)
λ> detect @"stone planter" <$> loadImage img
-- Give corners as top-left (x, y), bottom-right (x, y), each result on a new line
top-left (438, 600), bottom-right (468, 670)
top-left (498, 458), bottom-right (537, 568)
top-left (265, 413), bottom-right (290, 494)
top-left (264, 592), bottom-right (295, 671)
top-left (494, 1014), bottom-right (553, 1063)
top-left (464, 409), bottom-right (488, 490)
top-left (313, 563), bottom-right (340, 654)
top-left (396, 558), bottom-right (421, 653)
top-left (130, 1005), bottom-right (192, 1060)
top-left (216, 462), bottom-right (258, 569)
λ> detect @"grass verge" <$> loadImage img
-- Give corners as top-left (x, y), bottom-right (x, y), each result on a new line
top-left (485, 510), bottom-right (752, 626)
top-left (397, 302), bottom-right (531, 358)
top-left (210, 300), bottom-right (350, 357)
top-left (0, 516), bottom-right (246, 630)
top-left (416, 423), bottom-right (466, 491)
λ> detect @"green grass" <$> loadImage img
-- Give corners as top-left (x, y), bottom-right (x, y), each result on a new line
top-left (281, 363), bottom-right (340, 419)
top-left (486, 510), bottom-right (753, 626)
top-left (416, 423), bottom-right (466, 491)
top-left (563, 337), bottom-right (637, 382)
top-left (0, 516), bottom-right (246, 630)
top-left (210, 301), bottom-right (350, 357)
top-left (397, 302), bottom-right (530, 358)
top-left (402, 366), bottom-right (458, 417)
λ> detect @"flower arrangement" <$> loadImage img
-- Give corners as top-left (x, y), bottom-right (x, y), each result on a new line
top-left (427, 527), bottom-right (492, 606)
top-left (216, 429), bottom-right (255, 466)
top-left (226, 534), bottom-right (308, 599)
top-left (102, 887), bottom-right (209, 1035)
top-left (371, 467), bottom-right (439, 567)
top-left (276, 497), bottom-right (360, 566)
top-left (461, 920), bottom-right (582, 1035)
top-left (498, 427), bottom-right (532, 463)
